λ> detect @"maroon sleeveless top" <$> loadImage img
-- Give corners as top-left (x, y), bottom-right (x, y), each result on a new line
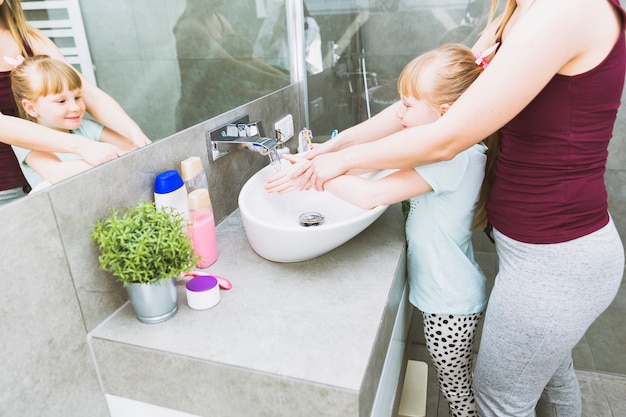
top-left (0, 43), bottom-right (32, 191)
top-left (486, 0), bottom-right (626, 244)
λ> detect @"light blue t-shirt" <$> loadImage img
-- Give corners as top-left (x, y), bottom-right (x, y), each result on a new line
top-left (12, 119), bottom-right (103, 190)
top-left (406, 142), bottom-right (487, 315)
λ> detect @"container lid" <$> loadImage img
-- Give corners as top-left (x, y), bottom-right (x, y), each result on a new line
top-left (180, 156), bottom-right (203, 181)
top-left (188, 188), bottom-right (212, 209)
top-left (186, 275), bottom-right (219, 292)
top-left (154, 170), bottom-right (184, 194)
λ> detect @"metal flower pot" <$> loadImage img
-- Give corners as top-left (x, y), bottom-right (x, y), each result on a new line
top-left (125, 278), bottom-right (178, 324)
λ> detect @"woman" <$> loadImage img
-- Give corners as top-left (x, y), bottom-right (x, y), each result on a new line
top-left (269, 0), bottom-right (625, 415)
top-left (0, 0), bottom-right (150, 203)
top-left (173, 0), bottom-right (289, 130)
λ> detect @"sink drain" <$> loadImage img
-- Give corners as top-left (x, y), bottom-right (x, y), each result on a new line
top-left (299, 212), bottom-right (324, 227)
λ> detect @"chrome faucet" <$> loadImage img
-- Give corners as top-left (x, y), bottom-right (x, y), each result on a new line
top-left (211, 136), bottom-right (278, 158)
top-left (208, 120), bottom-right (278, 161)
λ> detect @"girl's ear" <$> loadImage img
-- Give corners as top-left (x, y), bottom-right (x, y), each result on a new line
top-left (439, 103), bottom-right (451, 116)
top-left (21, 99), bottom-right (39, 119)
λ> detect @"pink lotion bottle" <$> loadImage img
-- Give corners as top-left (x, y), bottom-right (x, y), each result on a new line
top-left (187, 188), bottom-right (218, 268)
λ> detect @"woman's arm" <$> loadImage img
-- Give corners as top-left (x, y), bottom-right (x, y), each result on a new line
top-left (30, 32), bottom-right (152, 148)
top-left (99, 126), bottom-right (138, 152)
top-left (79, 81), bottom-right (151, 148)
top-left (306, 101), bottom-right (404, 157)
top-left (296, 0), bottom-right (614, 190)
top-left (267, 102), bottom-right (404, 190)
top-left (0, 114), bottom-right (121, 165)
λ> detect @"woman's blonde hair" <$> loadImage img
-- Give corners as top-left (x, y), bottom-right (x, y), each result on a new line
top-left (397, 43), bottom-right (484, 109)
top-left (11, 55), bottom-right (82, 121)
top-left (488, 0), bottom-right (517, 41)
top-left (397, 43), bottom-right (499, 230)
top-left (0, 0), bottom-right (45, 57)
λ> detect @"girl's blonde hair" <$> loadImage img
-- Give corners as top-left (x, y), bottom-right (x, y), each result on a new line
top-left (397, 43), bottom-right (498, 230)
top-left (0, 0), bottom-right (45, 57)
top-left (397, 43), bottom-right (484, 109)
top-left (11, 55), bottom-right (82, 121)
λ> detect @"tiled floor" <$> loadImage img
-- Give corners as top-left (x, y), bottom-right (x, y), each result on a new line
top-left (403, 342), bottom-right (626, 417)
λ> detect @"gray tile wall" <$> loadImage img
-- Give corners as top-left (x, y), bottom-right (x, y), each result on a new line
top-left (0, 85), bottom-right (303, 417)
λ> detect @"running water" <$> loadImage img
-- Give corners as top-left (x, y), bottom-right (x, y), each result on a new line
top-left (268, 148), bottom-right (282, 172)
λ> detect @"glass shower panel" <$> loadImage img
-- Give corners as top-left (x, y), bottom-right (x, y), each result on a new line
top-left (305, 0), bottom-right (489, 139)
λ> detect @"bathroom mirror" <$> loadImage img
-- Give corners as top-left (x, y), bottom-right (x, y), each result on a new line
top-left (24, 0), bottom-right (294, 141)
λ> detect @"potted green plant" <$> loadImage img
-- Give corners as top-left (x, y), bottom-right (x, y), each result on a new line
top-left (91, 201), bottom-right (197, 323)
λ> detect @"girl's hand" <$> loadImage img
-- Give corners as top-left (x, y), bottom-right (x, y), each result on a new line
top-left (291, 151), bottom-right (350, 191)
top-left (265, 157), bottom-right (309, 193)
top-left (264, 171), bottom-right (302, 194)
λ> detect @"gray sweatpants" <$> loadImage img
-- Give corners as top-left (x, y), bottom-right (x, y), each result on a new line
top-left (474, 219), bottom-right (624, 417)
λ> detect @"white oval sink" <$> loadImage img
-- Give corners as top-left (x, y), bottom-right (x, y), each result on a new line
top-left (238, 161), bottom-right (390, 262)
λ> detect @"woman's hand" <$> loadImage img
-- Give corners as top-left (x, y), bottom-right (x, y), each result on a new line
top-left (75, 139), bottom-right (123, 166)
top-left (128, 124), bottom-right (152, 147)
top-left (302, 138), bottom-right (337, 160)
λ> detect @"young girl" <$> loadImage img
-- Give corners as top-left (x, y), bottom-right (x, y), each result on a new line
top-left (10, 55), bottom-right (137, 191)
top-left (268, 43), bottom-right (496, 417)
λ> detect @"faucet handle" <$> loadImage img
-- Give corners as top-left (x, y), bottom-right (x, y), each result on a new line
top-left (225, 121), bottom-right (264, 138)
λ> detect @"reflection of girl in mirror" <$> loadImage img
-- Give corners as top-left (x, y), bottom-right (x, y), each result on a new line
top-left (10, 55), bottom-right (138, 191)
top-left (173, 0), bottom-right (290, 130)
top-left (0, 0), bottom-right (150, 204)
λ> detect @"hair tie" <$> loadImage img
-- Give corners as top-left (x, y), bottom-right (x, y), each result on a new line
top-left (474, 43), bottom-right (499, 69)
top-left (3, 54), bottom-right (25, 68)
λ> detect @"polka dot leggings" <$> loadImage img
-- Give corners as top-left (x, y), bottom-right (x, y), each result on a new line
top-left (422, 312), bottom-right (484, 417)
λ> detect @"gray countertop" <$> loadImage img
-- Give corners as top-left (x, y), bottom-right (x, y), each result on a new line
top-left (90, 204), bottom-right (407, 417)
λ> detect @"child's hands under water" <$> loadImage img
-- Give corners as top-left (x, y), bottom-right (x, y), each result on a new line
top-left (265, 137), bottom-right (349, 193)
top-left (264, 154), bottom-right (311, 194)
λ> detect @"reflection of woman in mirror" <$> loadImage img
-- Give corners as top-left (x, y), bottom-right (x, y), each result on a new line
top-left (0, 0), bottom-right (151, 204)
top-left (253, 1), bottom-right (322, 75)
top-left (173, 0), bottom-right (290, 130)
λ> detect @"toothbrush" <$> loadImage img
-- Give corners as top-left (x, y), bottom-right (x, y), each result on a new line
top-left (304, 129), bottom-right (313, 148)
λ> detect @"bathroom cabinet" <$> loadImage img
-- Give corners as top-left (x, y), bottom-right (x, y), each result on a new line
top-left (91, 204), bottom-right (408, 417)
